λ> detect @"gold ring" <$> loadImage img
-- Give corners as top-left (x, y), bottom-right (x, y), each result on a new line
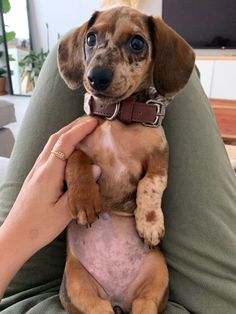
top-left (51, 150), bottom-right (66, 161)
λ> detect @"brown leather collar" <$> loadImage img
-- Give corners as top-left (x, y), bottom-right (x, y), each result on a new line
top-left (88, 96), bottom-right (167, 127)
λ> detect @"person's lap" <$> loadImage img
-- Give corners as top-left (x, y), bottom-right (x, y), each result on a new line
top-left (0, 44), bottom-right (235, 313)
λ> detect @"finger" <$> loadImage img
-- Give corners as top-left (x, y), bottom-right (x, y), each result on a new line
top-left (39, 117), bottom-right (97, 164)
top-left (47, 193), bottom-right (73, 240)
top-left (56, 192), bottom-right (72, 221)
top-left (27, 118), bottom-right (85, 177)
top-left (48, 117), bottom-right (98, 167)
top-left (26, 117), bottom-right (98, 181)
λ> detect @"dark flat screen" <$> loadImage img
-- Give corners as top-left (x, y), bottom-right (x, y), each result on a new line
top-left (162, 0), bottom-right (236, 48)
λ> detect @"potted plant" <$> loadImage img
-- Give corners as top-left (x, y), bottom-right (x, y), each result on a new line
top-left (0, 71), bottom-right (7, 95)
top-left (0, 72), bottom-right (7, 95)
top-left (0, 50), bottom-right (7, 95)
top-left (18, 49), bottom-right (49, 93)
top-left (18, 22), bottom-right (49, 93)
top-left (0, 0), bottom-right (15, 94)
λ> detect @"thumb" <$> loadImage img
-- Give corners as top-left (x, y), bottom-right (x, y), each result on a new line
top-left (56, 192), bottom-right (72, 227)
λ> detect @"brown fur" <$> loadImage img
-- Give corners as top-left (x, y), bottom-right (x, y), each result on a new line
top-left (66, 150), bottom-right (101, 224)
top-left (148, 17), bottom-right (195, 96)
top-left (61, 248), bottom-right (114, 314)
top-left (146, 210), bottom-right (157, 223)
top-left (57, 6), bottom-right (195, 314)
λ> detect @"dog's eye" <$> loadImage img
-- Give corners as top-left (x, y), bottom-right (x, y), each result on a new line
top-left (87, 33), bottom-right (97, 47)
top-left (130, 35), bottom-right (145, 52)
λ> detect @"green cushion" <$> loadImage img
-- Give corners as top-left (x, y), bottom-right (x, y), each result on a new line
top-left (0, 43), bottom-right (235, 313)
top-left (162, 68), bottom-right (236, 313)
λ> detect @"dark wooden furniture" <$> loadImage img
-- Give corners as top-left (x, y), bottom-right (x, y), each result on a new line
top-left (210, 99), bottom-right (236, 145)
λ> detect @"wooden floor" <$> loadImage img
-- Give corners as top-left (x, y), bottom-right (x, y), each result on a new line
top-left (209, 99), bottom-right (236, 145)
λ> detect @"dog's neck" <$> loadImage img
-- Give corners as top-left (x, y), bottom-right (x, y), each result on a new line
top-left (84, 87), bottom-right (173, 127)
top-left (126, 89), bottom-right (151, 102)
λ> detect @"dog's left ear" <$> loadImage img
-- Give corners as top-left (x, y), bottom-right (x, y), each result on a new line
top-left (149, 17), bottom-right (195, 96)
top-left (57, 22), bottom-right (88, 90)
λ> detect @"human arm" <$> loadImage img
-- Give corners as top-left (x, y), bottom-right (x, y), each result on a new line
top-left (0, 117), bottom-right (99, 300)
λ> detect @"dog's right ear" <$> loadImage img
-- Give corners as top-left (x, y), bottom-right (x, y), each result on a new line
top-left (149, 17), bottom-right (195, 97)
top-left (57, 22), bottom-right (88, 90)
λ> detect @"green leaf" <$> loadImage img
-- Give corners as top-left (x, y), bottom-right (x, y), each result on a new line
top-left (8, 54), bottom-right (15, 61)
top-left (0, 67), bottom-right (7, 76)
top-left (18, 49), bottom-right (49, 81)
top-left (6, 31), bottom-right (16, 43)
top-left (2, 0), bottom-right (11, 14)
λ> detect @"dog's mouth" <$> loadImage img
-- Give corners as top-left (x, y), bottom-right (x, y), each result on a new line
top-left (90, 88), bottom-right (133, 106)
top-left (93, 93), bottom-right (124, 103)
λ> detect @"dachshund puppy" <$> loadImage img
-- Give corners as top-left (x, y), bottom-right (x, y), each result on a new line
top-left (58, 6), bottom-right (195, 314)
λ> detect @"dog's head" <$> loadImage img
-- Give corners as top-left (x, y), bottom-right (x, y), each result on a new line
top-left (58, 6), bottom-right (195, 102)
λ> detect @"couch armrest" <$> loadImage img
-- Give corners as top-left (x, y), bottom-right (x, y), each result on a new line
top-left (0, 99), bottom-right (16, 128)
top-left (0, 128), bottom-right (15, 158)
top-left (0, 156), bottom-right (9, 185)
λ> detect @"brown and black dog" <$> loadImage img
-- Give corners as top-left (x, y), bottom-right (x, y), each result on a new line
top-left (57, 5), bottom-right (195, 314)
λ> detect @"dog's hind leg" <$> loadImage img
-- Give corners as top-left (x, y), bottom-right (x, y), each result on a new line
top-left (60, 248), bottom-right (114, 314)
top-left (130, 250), bottom-right (168, 314)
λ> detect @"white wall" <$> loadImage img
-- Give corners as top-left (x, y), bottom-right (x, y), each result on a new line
top-left (28, 0), bottom-right (163, 52)
top-left (138, 0), bottom-right (162, 16)
top-left (29, 0), bottom-right (101, 51)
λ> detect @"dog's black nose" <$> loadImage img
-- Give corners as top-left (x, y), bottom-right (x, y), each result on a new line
top-left (88, 67), bottom-right (113, 91)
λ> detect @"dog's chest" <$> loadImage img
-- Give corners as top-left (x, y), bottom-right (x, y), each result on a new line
top-left (94, 122), bottom-right (127, 175)
top-left (80, 120), bottom-right (135, 177)
top-left (79, 119), bottom-right (166, 180)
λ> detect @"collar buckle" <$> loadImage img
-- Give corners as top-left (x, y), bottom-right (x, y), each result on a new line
top-left (106, 102), bottom-right (121, 121)
top-left (143, 99), bottom-right (166, 128)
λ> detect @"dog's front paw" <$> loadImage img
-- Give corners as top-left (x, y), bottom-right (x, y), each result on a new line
top-left (135, 208), bottom-right (165, 246)
top-left (68, 183), bottom-right (102, 225)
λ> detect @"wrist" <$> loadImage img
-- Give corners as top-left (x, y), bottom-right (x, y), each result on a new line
top-left (0, 223), bottom-right (36, 298)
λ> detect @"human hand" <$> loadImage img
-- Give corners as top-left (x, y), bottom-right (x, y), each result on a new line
top-left (0, 117), bottom-right (99, 297)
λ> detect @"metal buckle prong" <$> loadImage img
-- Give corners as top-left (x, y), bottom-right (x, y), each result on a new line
top-left (143, 99), bottom-right (166, 128)
top-left (106, 102), bottom-right (121, 121)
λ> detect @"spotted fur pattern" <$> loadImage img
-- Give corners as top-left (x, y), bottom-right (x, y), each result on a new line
top-left (57, 5), bottom-right (195, 314)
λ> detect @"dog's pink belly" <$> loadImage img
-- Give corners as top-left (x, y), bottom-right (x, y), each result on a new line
top-left (68, 213), bottom-right (149, 309)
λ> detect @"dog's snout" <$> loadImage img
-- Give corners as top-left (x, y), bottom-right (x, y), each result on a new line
top-left (88, 67), bottom-right (113, 91)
